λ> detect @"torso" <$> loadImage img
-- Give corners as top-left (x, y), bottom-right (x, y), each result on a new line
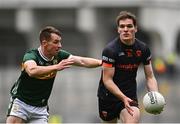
top-left (98, 37), bottom-right (151, 101)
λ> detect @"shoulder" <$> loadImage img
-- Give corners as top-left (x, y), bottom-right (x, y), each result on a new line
top-left (57, 49), bottom-right (71, 59)
top-left (135, 38), bottom-right (149, 50)
top-left (25, 49), bottom-right (38, 54)
top-left (135, 39), bottom-right (152, 62)
top-left (59, 49), bottom-right (71, 54)
top-left (23, 49), bottom-right (38, 61)
top-left (103, 37), bottom-right (119, 53)
top-left (24, 49), bottom-right (38, 57)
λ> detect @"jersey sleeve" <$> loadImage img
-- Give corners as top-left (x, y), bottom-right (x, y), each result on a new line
top-left (142, 46), bottom-right (151, 65)
top-left (57, 50), bottom-right (71, 60)
top-left (23, 51), bottom-right (37, 63)
top-left (102, 47), bottom-right (115, 68)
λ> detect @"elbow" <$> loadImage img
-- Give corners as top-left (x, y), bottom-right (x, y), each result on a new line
top-left (102, 76), bottom-right (109, 86)
top-left (27, 71), bottom-right (36, 77)
top-left (78, 58), bottom-right (100, 68)
top-left (83, 63), bottom-right (100, 68)
top-left (77, 61), bottom-right (92, 68)
top-left (26, 68), bottom-right (37, 77)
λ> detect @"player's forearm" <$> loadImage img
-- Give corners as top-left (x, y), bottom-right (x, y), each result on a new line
top-left (81, 58), bottom-right (102, 68)
top-left (144, 64), bottom-right (158, 91)
top-left (146, 77), bottom-right (158, 92)
top-left (72, 56), bottom-right (102, 68)
top-left (103, 79), bottom-right (126, 101)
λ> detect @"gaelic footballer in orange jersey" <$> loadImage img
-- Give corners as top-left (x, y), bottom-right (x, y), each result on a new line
top-left (97, 11), bottom-right (158, 123)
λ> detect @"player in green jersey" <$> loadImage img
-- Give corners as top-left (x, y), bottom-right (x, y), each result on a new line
top-left (6, 26), bottom-right (102, 123)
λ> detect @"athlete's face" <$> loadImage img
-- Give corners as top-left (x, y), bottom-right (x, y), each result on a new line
top-left (117, 18), bottom-right (137, 45)
top-left (44, 33), bottom-right (62, 57)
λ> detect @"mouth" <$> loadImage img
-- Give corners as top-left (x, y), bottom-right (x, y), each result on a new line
top-left (123, 34), bottom-right (130, 37)
top-left (55, 49), bottom-right (60, 53)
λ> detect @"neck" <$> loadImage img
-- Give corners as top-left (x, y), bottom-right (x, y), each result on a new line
top-left (38, 46), bottom-right (54, 61)
top-left (120, 38), bottom-right (135, 46)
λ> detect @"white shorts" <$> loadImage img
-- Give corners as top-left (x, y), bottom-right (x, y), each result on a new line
top-left (7, 97), bottom-right (49, 123)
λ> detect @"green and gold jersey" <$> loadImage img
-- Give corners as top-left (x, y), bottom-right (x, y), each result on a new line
top-left (10, 48), bottom-right (71, 106)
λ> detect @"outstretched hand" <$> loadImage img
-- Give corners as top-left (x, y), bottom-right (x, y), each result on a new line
top-left (56, 58), bottom-right (74, 71)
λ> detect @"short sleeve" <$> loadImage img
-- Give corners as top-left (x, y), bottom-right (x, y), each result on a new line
top-left (57, 50), bottom-right (71, 60)
top-left (102, 48), bottom-right (115, 67)
top-left (23, 51), bottom-right (37, 63)
top-left (142, 46), bottom-right (151, 65)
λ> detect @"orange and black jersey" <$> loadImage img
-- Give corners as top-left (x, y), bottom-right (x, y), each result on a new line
top-left (98, 37), bottom-right (151, 101)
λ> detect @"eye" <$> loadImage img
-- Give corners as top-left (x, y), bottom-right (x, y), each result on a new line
top-left (119, 25), bottom-right (125, 28)
top-left (127, 24), bottom-right (133, 28)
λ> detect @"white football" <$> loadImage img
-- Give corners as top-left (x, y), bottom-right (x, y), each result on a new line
top-left (143, 91), bottom-right (166, 114)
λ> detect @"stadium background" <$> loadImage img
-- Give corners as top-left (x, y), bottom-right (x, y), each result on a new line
top-left (0, 0), bottom-right (180, 123)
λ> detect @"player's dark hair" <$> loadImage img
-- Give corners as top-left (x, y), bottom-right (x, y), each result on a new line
top-left (116, 11), bottom-right (137, 27)
top-left (39, 26), bottom-right (61, 43)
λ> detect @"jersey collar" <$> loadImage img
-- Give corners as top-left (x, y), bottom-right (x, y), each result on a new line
top-left (38, 46), bottom-right (54, 61)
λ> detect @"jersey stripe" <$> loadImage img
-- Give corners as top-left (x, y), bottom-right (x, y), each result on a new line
top-left (102, 62), bottom-right (113, 67)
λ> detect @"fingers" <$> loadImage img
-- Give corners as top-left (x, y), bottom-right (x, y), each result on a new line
top-left (123, 97), bottom-right (139, 116)
top-left (57, 58), bottom-right (75, 70)
top-left (124, 98), bottom-right (135, 116)
top-left (62, 58), bottom-right (74, 63)
top-left (126, 105), bottom-right (134, 116)
top-left (62, 58), bottom-right (74, 65)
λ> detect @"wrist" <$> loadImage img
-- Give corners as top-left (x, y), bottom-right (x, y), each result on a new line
top-left (120, 95), bottom-right (127, 101)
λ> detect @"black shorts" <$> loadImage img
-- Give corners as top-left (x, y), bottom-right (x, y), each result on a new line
top-left (98, 98), bottom-right (138, 121)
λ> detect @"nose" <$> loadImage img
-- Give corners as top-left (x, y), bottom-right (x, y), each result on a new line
top-left (58, 42), bottom-right (62, 48)
top-left (124, 26), bottom-right (128, 31)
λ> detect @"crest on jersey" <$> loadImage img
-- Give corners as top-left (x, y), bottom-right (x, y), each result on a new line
top-left (136, 50), bottom-right (142, 57)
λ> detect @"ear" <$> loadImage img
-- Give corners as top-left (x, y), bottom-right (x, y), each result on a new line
top-left (135, 26), bottom-right (137, 33)
top-left (117, 27), bottom-right (120, 34)
top-left (41, 40), bottom-right (47, 46)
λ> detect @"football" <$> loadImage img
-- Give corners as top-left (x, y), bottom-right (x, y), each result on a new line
top-left (143, 91), bottom-right (166, 114)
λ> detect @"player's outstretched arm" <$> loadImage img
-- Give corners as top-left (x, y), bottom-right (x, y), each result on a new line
top-left (24, 59), bottom-right (74, 77)
top-left (68, 55), bottom-right (102, 68)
